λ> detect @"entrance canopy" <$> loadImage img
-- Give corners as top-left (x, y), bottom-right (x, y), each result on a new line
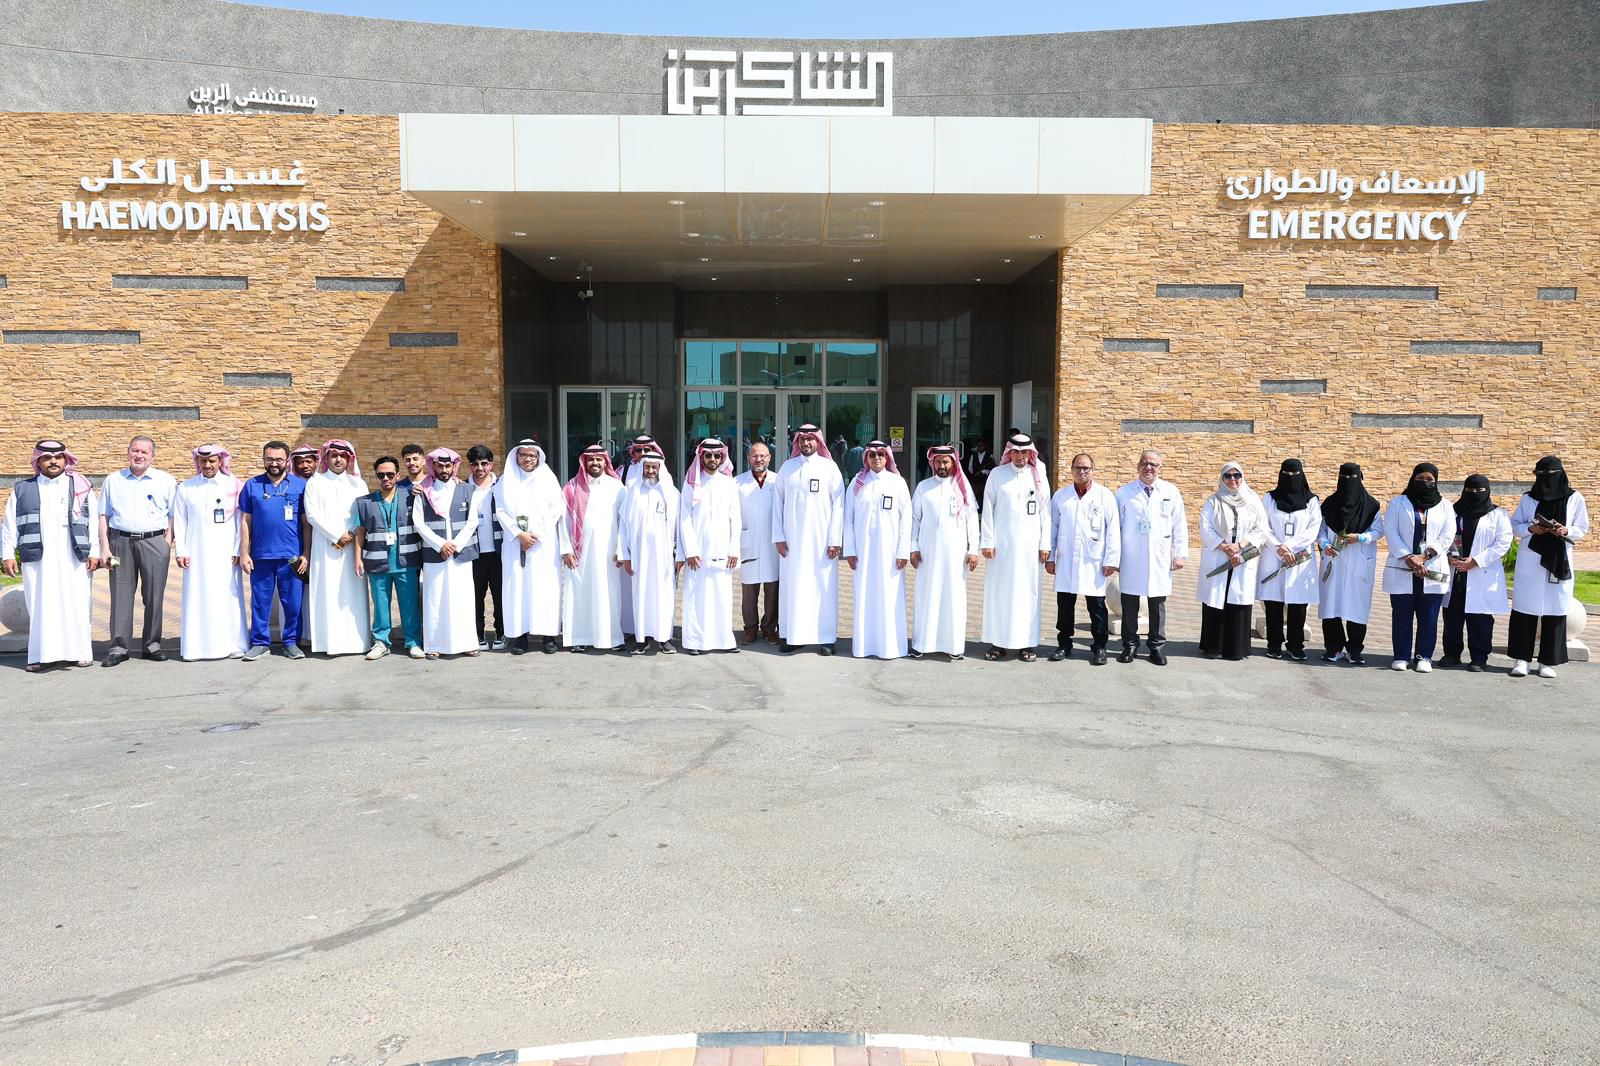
top-left (400, 114), bottom-right (1151, 289)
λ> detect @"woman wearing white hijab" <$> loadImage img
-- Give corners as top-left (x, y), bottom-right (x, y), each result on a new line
top-left (1196, 461), bottom-right (1268, 660)
top-left (493, 439), bottom-right (565, 654)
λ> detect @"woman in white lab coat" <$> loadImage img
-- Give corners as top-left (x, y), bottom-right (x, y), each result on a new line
top-left (1196, 461), bottom-right (1268, 661)
top-left (1507, 456), bottom-right (1590, 678)
top-left (1317, 463), bottom-right (1384, 665)
top-left (1259, 458), bottom-right (1322, 661)
top-left (1382, 462), bottom-right (1456, 673)
top-left (1440, 474), bottom-right (1513, 672)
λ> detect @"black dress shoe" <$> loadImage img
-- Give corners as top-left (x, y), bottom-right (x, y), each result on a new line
top-left (542, 638), bottom-right (558, 654)
top-left (1116, 647), bottom-right (1135, 664)
top-left (907, 648), bottom-right (923, 659)
top-left (1289, 649), bottom-right (1308, 662)
top-left (145, 650), bottom-right (168, 662)
top-left (1438, 655), bottom-right (1462, 668)
top-left (1466, 662), bottom-right (1485, 672)
top-left (103, 650), bottom-right (129, 667)
top-left (779, 641), bottom-right (795, 654)
top-left (683, 647), bottom-right (702, 655)
top-left (1090, 648), bottom-right (1108, 666)
top-left (817, 645), bottom-right (834, 656)
top-left (1047, 646), bottom-right (1070, 662)
top-left (1265, 646), bottom-right (1283, 659)
top-left (1149, 648), bottom-right (1168, 666)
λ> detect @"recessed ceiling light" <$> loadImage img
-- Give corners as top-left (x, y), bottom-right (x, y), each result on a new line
top-left (699, 257), bottom-right (711, 262)
top-left (846, 277), bottom-right (854, 282)
top-left (868, 200), bottom-right (885, 207)
top-left (1001, 258), bottom-right (1011, 263)
top-left (466, 198), bottom-right (483, 205)
top-left (974, 277), bottom-right (983, 282)
top-left (512, 231), bottom-right (527, 237)
top-left (850, 258), bottom-right (863, 263)
top-left (548, 255), bottom-right (559, 261)
top-left (685, 231), bottom-right (700, 238)
top-left (668, 199), bottom-right (686, 206)
top-left (710, 276), bottom-right (718, 281)
top-left (864, 233), bottom-right (878, 239)
top-left (574, 275), bottom-right (581, 280)
top-left (1028, 233), bottom-right (1046, 240)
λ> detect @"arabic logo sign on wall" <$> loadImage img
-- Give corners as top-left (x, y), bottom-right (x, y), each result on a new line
top-left (62, 158), bottom-right (331, 233)
top-left (189, 84), bottom-right (318, 115)
top-left (1225, 167), bottom-right (1487, 242)
top-left (665, 49), bottom-right (893, 116)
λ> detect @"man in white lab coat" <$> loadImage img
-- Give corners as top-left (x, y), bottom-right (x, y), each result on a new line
top-left (1045, 452), bottom-right (1120, 665)
top-left (1114, 450), bottom-right (1186, 665)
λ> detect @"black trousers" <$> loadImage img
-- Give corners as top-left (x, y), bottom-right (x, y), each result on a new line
top-left (1507, 609), bottom-right (1567, 666)
top-left (1120, 594), bottom-right (1167, 650)
top-left (1056, 592), bottom-right (1108, 651)
top-left (1443, 577), bottom-right (1495, 664)
top-left (1263, 600), bottom-right (1308, 653)
top-left (741, 580), bottom-right (779, 629)
top-left (471, 550), bottom-right (504, 641)
top-left (1321, 618), bottom-right (1368, 658)
top-left (107, 530), bottom-right (170, 654)
top-left (1200, 603), bottom-right (1252, 660)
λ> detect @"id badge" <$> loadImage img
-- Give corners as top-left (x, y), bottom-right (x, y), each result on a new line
top-left (1160, 498), bottom-right (1172, 516)
top-left (283, 503), bottom-right (294, 522)
top-left (881, 495), bottom-right (893, 511)
top-left (1285, 518), bottom-right (1297, 536)
top-left (381, 531), bottom-right (396, 546)
top-left (212, 506), bottom-right (226, 524)
top-left (948, 496), bottom-right (958, 516)
top-left (809, 478), bottom-right (820, 494)
top-left (655, 500), bottom-right (666, 515)
top-left (1026, 500), bottom-right (1038, 516)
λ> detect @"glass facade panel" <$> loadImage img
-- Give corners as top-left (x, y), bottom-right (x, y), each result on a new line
top-left (684, 391), bottom-right (739, 466)
top-left (684, 340), bottom-right (738, 387)
top-left (610, 390), bottom-right (651, 470)
top-left (740, 392), bottom-right (777, 469)
top-left (741, 340), bottom-right (822, 387)
top-left (825, 341), bottom-right (880, 387)
top-left (913, 391), bottom-right (953, 482)
top-left (826, 391), bottom-right (879, 477)
top-left (563, 389), bottom-right (603, 480)
top-left (506, 388), bottom-right (552, 452)
top-left (957, 391), bottom-right (999, 458)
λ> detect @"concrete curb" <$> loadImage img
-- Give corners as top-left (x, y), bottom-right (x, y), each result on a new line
top-left (400, 1032), bottom-right (1186, 1066)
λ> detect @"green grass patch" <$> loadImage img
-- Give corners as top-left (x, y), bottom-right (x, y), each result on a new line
top-left (1575, 570), bottom-right (1600, 605)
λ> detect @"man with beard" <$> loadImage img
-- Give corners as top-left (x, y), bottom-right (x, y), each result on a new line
top-left (617, 451), bottom-right (680, 654)
top-left (843, 441), bottom-right (912, 659)
top-left (413, 447), bottom-right (483, 658)
top-left (238, 440), bottom-right (308, 661)
top-left (909, 444), bottom-right (980, 660)
top-left (980, 434), bottom-right (1052, 662)
top-left (304, 440), bottom-right (371, 657)
top-left (735, 441), bottom-right (780, 645)
top-left (172, 444), bottom-right (249, 661)
top-left (773, 423), bottom-right (844, 655)
top-left (2, 439), bottom-right (102, 671)
top-left (679, 438), bottom-right (741, 655)
top-left (1113, 450), bottom-right (1186, 666)
top-left (493, 439), bottom-right (564, 655)
top-left (1045, 452), bottom-right (1120, 665)
top-left (560, 443), bottom-right (625, 653)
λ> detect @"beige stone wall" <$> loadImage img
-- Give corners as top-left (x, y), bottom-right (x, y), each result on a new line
top-left (1057, 123), bottom-right (1599, 518)
top-left (0, 114), bottom-right (500, 495)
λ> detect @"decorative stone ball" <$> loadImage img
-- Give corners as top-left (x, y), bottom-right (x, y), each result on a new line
top-left (0, 587), bottom-right (29, 634)
top-left (1105, 573), bottom-right (1123, 620)
top-left (1567, 598), bottom-right (1588, 641)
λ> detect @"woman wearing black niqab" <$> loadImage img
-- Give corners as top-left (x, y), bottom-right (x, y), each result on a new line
top-left (1441, 475), bottom-right (1513, 671)
top-left (1318, 463), bottom-right (1384, 664)
top-left (1260, 458), bottom-right (1321, 660)
top-left (1507, 456), bottom-right (1591, 677)
top-left (1382, 462), bottom-right (1456, 673)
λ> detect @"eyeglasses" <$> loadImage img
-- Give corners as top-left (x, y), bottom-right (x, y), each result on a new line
top-left (1223, 473), bottom-right (1243, 481)
top-left (1072, 465), bottom-right (1094, 472)
top-left (1138, 461), bottom-right (1162, 469)
top-left (376, 471), bottom-right (398, 479)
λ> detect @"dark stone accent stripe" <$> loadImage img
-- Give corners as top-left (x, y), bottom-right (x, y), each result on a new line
top-left (4, 329), bottom-right (139, 344)
top-left (1260, 378), bottom-right (1327, 394)
top-left (302, 414), bottom-right (439, 429)
top-left (1122, 418), bottom-right (1254, 434)
top-left (410, 1051), bottom-right (517, 1066)
top-left (0, 275), bottom-right (7, 288)
top-left (1031, 1047), bottom-right (1125, 1066)
top-left (1351, 413), bottom-right (1482, 429)
top-left (318, 277), bottom-right (406, 292)
top-left (113, 274), bottom-right (248, 290)
top-left (1439, 480), bottom-right (1528, 496)
top-left (1155, 283), bottom-right (1242, 299)
top-left (781, 1033), bottom-right (864, 1046)
top-left (224, 372), bottom-right (293, 388)
top-left (389, 331), bottom-right (457, 347)
top-left (1306, 284), bottom-right (1436, 300)
top-left (1103, 338), bottom-right (1169, 353)
top-left (1538, 287), bottom-right (1577, 301)
top-left (1409, 340), bottom-right (1541, 355)
top-left (698, 1033), bottom-right (787, 1047)
top-left (64, 405), bottom-right (199, 421)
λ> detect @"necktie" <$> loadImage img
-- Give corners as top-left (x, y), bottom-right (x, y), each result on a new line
top-left (1144, 486), bottom-right (1153, 497)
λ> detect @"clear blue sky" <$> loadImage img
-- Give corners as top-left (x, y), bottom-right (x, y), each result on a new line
top-left (238, 0), bottom-right (1454, 38)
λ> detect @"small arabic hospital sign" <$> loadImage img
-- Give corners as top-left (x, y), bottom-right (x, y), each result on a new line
top-left (665, 49), bottom-right (894, 116)
top-left (1226, 166), bottom-right (1487, 242)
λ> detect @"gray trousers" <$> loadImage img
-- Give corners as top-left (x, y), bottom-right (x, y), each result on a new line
top-left (108, 531), bottom-right (170, 654)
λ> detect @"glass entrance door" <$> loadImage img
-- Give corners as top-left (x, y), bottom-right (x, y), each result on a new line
top-left (911, 389), bottom-right (1002, 486)
top-left (561, 386), bottom-right (649, 480)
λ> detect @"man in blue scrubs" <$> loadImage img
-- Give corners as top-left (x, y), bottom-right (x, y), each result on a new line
top-left (238, 440), bottom-right (308, 660)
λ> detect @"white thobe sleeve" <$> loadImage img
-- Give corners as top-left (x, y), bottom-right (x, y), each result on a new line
top-left (677, 492), bottom-right (700, 560)
top-left (842, 493), bottom-right (858, 557)
top-left (725, 489), bottom-right (741, 560)
top-left (909, 491), bottom-right (924, 554)
top-left (979, 484), bottom-right (997, 551)
top-left (1171, 492), bottom-right (1189, 560)
top-left (611, 490), bottom-right (625, 562)
top-left (558, 503), bottom-right (576, 555)
top-left (414, 495), bottom-right (446, 551)
top-left (963, 499), bottom-right (980, 554)
top-left (616, 497), bottom-right (633, 563)
top-left (827, 472), bottom-right (844, 548)
top-left (895, 484), bottom-right (912, 559)
top-left (306, 481), bottom-right (350, 541)
top-left (1, 492), bottom-right (17, 557)
top-left (492, 484), bottom-right (518, 536)
top-left (173, 491), bottom-right (191, 556)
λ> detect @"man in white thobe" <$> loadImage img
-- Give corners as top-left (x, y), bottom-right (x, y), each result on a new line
top-left (2, 439), bottom-right (102, 671)
top-left (560, 444), bottom-right (625, 653)
top-left (843, 441), bottom-right (912, 659)
top-left (303, 439), bottom-right (371, 656)
top-left (413, 447), bottom-right (482, 657)
top-left (909, 444), bottom-right (980, 660)
top-left (493, 439), bottom-right (564, 655)
top-left (618, 434), bottom-right (673, 643)
top-left (1046, 452), bottom-right (1121, 665)
top-left (679, 438), bottom-right (741, 654)
top-left (618, 451), bottom-right (680, 654)
top-left (735, 441), bottom-right (780, 645)
top-left (1114, 450), bottom-right (1187, 666)
top-left (172, 444), bottom-right (249, 661)
top-left (980, 433), bottom-right (1053, 661)
top-left (773, 423), bottom-right (844, 655)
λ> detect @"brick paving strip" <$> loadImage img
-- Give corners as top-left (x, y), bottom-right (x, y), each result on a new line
top-left (397, 1031), bottom-right (1186, 1066)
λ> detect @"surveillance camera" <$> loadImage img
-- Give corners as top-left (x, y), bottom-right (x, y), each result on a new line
top-left (578, 288), bottom-right (594, 301)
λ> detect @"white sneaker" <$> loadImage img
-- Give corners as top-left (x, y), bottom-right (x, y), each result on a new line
top-left (1414, 658), bottom-right (1432, 673)
top-left (408, 645), bottom-right (426, 659)
top-left (1509, 660), bottom-right (1529, 677)
top-left (365, 642), bottom-right (390, 660)
top-left (1391, 659), bottom-right (1409, 671)
top-left (1537, 664), bottom-right (1557, 679)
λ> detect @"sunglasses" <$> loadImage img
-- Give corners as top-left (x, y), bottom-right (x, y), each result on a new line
top-left (376, 471), bottom-right (398, 479)
top-left (1223, 473), bottom-right (1243, 481)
